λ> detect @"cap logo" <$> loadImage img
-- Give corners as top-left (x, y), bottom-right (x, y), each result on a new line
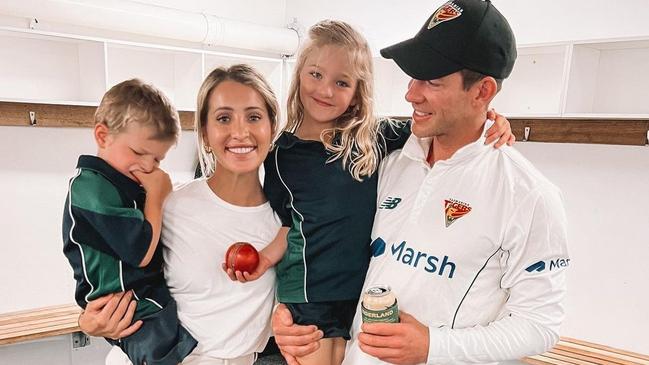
top-left (428, 1), bottom-right (463, 29)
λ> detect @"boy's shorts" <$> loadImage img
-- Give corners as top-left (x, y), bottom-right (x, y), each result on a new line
top-left (285, 299), bottom-right (358, 340)
top-left (108, 298), bottom-right (197, 365)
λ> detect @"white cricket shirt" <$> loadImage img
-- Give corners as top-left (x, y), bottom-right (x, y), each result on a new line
top-left (344, 124), bottom-right (569, 365)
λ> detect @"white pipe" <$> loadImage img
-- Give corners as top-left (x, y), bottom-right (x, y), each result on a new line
top-left (0, 0), bottom-right (299, 55)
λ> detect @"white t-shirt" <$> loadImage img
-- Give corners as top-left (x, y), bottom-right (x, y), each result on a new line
top-left (162, 179), bottom-right (281, 359)
top-left (344, 127), bottom-right (569, 365)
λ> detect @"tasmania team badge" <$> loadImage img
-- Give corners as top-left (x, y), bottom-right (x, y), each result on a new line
top-left (428, 1), bottom-right (463, 29)
top-left (444, 199), bottom-right (471, 227)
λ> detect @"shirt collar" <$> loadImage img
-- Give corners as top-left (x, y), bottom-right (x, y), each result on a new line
top-left (401, 119), bottom-right (495, 165)
top-left (273, 131), bottom-right (334, 150)
top-left (76, 155), bottom-right (145, 201)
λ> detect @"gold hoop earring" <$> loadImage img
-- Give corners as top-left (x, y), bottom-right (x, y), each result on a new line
top-left (204, 145), bottom-right (212, 154)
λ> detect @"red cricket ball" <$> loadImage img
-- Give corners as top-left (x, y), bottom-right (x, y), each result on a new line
top-left (225, 242), bottom-right (259, 273)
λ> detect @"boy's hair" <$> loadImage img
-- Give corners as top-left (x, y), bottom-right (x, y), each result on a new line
top-left (285, 20), bottom-right (387, 181)
top-left (95, 79), bottom-right (180, 142)
top-left (195, 64), bottom-right (279, 178)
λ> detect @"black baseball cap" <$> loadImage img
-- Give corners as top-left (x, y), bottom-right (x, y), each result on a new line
top-left (381, 0), bottom-right (517, 81)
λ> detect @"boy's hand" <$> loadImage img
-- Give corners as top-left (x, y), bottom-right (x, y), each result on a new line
top-left (133, 168), bottom-right (172, 201)
top-left (485, 108), bottom-right (515, 148)
top-left (222, 252), bottom-right (273, 282)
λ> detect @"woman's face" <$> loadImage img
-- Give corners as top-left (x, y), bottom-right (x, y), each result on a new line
top-left (203, 80), bottom-right (273, 176)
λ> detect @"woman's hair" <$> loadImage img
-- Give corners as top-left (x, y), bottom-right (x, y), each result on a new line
top-left (195, 64), bottom-right (279, 177)
top-left (285, 20), bottom-right (384, 181)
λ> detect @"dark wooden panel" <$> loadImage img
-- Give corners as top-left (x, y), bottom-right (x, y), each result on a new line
top-left (0, 101), bottom-right (96, 128)
top-left (390, 116), bottom-right (649, 146)
top-left (178, 111), bottom-right (195, 130)
top-left (510, 119), bottom-right (649, 146)
top-left (0, 102), bottom-right (196, 130)
top-left (1, 103), bottom-right (647, 144)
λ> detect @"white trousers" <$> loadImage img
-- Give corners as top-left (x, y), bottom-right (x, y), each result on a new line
top-left (105, 346), bottom-right (257, 365)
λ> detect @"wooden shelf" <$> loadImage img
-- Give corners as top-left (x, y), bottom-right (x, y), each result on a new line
top-left (0, 101), bottom-right (195, 130)
top-left (523, 337), bottom-right (649, 365)
top-left (0, 304), bottom-right (81, 346)
top-left (510, 119), bottom-right (649, 146)
top-left (1, 102), bottom-right (648, 146)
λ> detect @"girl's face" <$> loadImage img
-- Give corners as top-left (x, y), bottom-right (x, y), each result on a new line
top-left (203, 80), bottom-right (273, 176)
top-left (299, 45), bottom-right (358, 130)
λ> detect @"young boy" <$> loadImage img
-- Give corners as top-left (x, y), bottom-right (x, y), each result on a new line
top-left (62, 79), bottom-right (197, 365)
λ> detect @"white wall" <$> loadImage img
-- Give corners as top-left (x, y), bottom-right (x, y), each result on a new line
top-left (284, 0), bottom-right (649, 354)
top-left (285, 0), bottom-right (649, 54)
top-left (0, 335), bottom-right (111, 365)
top-left (0, 127), bottom-right (197, 313)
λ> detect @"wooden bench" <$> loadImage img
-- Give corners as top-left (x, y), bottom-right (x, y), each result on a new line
top-left (523, 337), bottom-right (649, 365)
top-left (0, 304), bottom-right (82, 346)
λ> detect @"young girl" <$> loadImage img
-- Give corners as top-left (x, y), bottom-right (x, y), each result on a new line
top-left (79, 64), bottom-right (282, 365)
top-left (225, 20), bottom-right (513, 365)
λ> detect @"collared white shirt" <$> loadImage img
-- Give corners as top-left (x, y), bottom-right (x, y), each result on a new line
top-left (344, 122), bottom-right (569, 365)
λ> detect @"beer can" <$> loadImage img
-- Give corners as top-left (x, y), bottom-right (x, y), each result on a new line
top-left (361, 285), bottom-right (399, 323)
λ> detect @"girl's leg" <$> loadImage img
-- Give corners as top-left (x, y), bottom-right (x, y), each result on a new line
top-left (295, 337), bottom-right (335, 365)
top-left (331, 337), bottom-right (347, 365)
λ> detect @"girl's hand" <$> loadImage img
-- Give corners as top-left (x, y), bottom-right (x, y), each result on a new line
top-left (485, 109), bottom-right (515, 148)
top-left (221, 252), bottom-right (273, 283)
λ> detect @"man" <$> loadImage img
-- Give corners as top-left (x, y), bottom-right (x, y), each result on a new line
top-left (272, 0), bottom-right (569, 364)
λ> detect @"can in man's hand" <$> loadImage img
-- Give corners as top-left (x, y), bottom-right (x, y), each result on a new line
top-left (361, 285), bottom-right (399, 323)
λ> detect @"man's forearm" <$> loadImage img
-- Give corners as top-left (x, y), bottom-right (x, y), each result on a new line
top-left (426, 315), bottom-right (558, 364)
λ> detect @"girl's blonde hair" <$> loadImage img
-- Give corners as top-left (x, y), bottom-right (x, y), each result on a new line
top-left (285, 20), bottom-right (384, 181)
top-left (195, 64), bottom-right (279, 177)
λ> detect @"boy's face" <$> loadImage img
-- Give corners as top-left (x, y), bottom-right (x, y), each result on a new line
top-left (95, 123), bottom-right (175, 183)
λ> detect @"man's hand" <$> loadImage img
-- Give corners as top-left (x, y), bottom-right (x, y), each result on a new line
top-left (358, 311), bottom-right (429, 365)
top-left (272, 304), bottom-right (323, 365)
top-left (78, 291), bottom-right (142, 340)
top-left (485, 109), bottom-right (515, 148)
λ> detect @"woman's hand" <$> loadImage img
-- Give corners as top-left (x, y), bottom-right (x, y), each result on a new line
top-left (222, 252), bottom-right (273, 283)
top-left (78, 291), bottom-right (142, 339)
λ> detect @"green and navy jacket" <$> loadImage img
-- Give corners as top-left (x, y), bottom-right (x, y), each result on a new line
top-left (62, 155), bottom-right (170, 320)
top-left (263, 120), bottom-right (411, 303)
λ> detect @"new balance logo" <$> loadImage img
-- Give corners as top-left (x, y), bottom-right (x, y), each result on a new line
top-left (379, 197), bottom-right (402, 209)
